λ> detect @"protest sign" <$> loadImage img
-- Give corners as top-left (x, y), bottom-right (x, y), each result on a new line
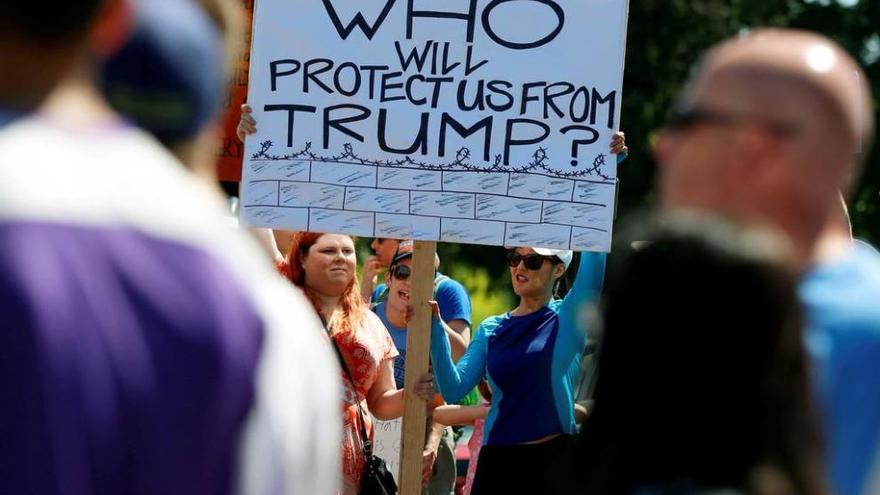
top-left (241, 0), bottom-right (629, 252)
top-left (372, 418), bottom-right (403, 483)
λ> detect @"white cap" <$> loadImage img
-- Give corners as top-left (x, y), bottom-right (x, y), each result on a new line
top-left (531, 248), bottom-right (574, 269)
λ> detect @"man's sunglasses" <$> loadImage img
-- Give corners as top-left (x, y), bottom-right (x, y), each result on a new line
top-left (506, 250), bottom-right (554, 270)
top-left (664, 104), bottom-right (798, 138)
top-left (390, 264), bottom-right (411, 281)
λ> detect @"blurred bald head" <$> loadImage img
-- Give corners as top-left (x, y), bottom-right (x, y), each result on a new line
top-left (697, 29), bottom-right (872, 161)
top-left (656, 29), bottom-right (873, 263)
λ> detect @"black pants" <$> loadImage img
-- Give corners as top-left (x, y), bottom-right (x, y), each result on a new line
top-left (470, 435), bottom-right (576, 495)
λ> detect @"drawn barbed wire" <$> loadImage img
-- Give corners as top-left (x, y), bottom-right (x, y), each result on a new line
top-left (251, 141), bottom-right (610, 179)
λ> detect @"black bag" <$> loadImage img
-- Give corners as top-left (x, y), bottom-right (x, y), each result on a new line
top-left (325, 321), bottom-right (398, 495)
top-left (358, 437), bottom-right (398, 495)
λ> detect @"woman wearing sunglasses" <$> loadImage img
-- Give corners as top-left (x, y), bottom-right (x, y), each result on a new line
top-left (284, 232), bottom-right (435, 494)
top-left (428, 246), bottom-right (606, 494)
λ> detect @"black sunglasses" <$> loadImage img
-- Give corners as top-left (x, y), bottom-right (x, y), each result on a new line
top-left (390, 264), bottom-right (411, 281)
top-left (506, 250), bottom-right (553, 270)
top-left (664, 104), bottom-right (798, 138)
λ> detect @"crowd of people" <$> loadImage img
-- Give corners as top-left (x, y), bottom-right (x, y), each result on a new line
top-left (1, 1), bottom-right (878, 495)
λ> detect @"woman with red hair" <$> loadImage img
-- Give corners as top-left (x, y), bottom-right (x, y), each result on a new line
top-left (285, 231), bottom-right (434, 494)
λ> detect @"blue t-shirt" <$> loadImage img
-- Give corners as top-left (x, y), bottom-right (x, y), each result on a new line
top-left (430, 253), bottom-right (606, 445)
top-left (372, 272), bottom-right (472, 326)
top-left (799, 241), bottom-right (880, 495)
top-left (373, 301), bottom-right (409, 389)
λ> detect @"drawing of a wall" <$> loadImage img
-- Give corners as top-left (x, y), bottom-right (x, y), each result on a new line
top-left (242, 157), bottom-right (615, 251)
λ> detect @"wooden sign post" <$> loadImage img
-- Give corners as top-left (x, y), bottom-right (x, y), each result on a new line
top-left (399, 240), bottom-right (437, 495)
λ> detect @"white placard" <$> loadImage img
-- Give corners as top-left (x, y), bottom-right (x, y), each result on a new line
top-left (242, 0), bottom-right (629, 252)
top-left (372, 417), bottom-right (403, 483)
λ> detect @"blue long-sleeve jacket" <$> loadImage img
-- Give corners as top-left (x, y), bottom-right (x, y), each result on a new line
top-left (430, 253), bottom-right (606, 445)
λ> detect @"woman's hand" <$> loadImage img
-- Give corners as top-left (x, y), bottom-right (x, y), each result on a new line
top-left (411, 371), bottom-right (435, 402)
top-left (421, 448), bottom-right (437, 486)
top-left (362, 256), bottom-right (384, 282)
top-left (428, 300), bottom-right (441, 321)
top-left (236, 104), bottom-right (257, 142)
top-left (404, 300), bottom-right (442, 325)
top-left (610, 131), bottom-right (628, 155)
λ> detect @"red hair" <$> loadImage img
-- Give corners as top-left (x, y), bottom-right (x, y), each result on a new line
top-left (286, 232), bottom-right (366, 338)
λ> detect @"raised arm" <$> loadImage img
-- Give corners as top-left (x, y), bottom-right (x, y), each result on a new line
top-left (563, 252), bottom-right (606, 307)
top-left (429, 303), bottom-right (489, 404)
top-left (558, 252), bottom-right (607, 344)
top-left (359, 256), bottom-right (383, 303)
top-left (435, 279), bottom-right (472, 361)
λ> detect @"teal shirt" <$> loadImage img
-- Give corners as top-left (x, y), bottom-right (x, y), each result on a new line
top-left (430, 253), bottom-right (606, 445)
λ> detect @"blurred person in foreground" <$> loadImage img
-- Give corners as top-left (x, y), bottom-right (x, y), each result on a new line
top-left (576, 215), bottom-right (823, 495)
top-left (799, 196), bottom-right (880, 495)
top-left (101, 0), bottom-right (240, 182)
top-left (0, 1), bottom-right (339, 493)
top-left (654, 29), bottom-right (879, 495)
top-left (0, 2), bottom-right (100, 115)
top-left (100, 0), bottom-right (282, 263)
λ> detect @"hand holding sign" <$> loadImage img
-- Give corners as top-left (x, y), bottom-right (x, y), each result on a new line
top-left (237, 104), bottom-right (257, 142)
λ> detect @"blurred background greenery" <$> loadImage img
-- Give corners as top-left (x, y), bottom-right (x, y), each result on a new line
top-left (618, 0), bottom-right (879, 241)
top-left (359, 0), bottom-right (880, 326)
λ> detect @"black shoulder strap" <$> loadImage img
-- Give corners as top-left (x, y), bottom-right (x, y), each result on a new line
top-left (321, 316), bottom-right (375, 458)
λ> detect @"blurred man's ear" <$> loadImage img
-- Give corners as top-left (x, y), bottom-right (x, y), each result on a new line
top-left (89, 0), bottom-right (133, 58)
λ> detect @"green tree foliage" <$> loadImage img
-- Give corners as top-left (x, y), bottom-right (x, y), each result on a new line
top-left (446, 262), bottom-right (514, 327)
top-left (619, 0), bottom-right (880, 240)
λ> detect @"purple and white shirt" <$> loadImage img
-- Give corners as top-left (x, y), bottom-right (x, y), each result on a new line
top-left (0, 116), bottom-right (340, 494)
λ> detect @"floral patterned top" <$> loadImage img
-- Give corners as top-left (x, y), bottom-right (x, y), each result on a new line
top-left (335, 311), bottom-right (398, 494)
top-left (463, 418), bottom-right (486, 495)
